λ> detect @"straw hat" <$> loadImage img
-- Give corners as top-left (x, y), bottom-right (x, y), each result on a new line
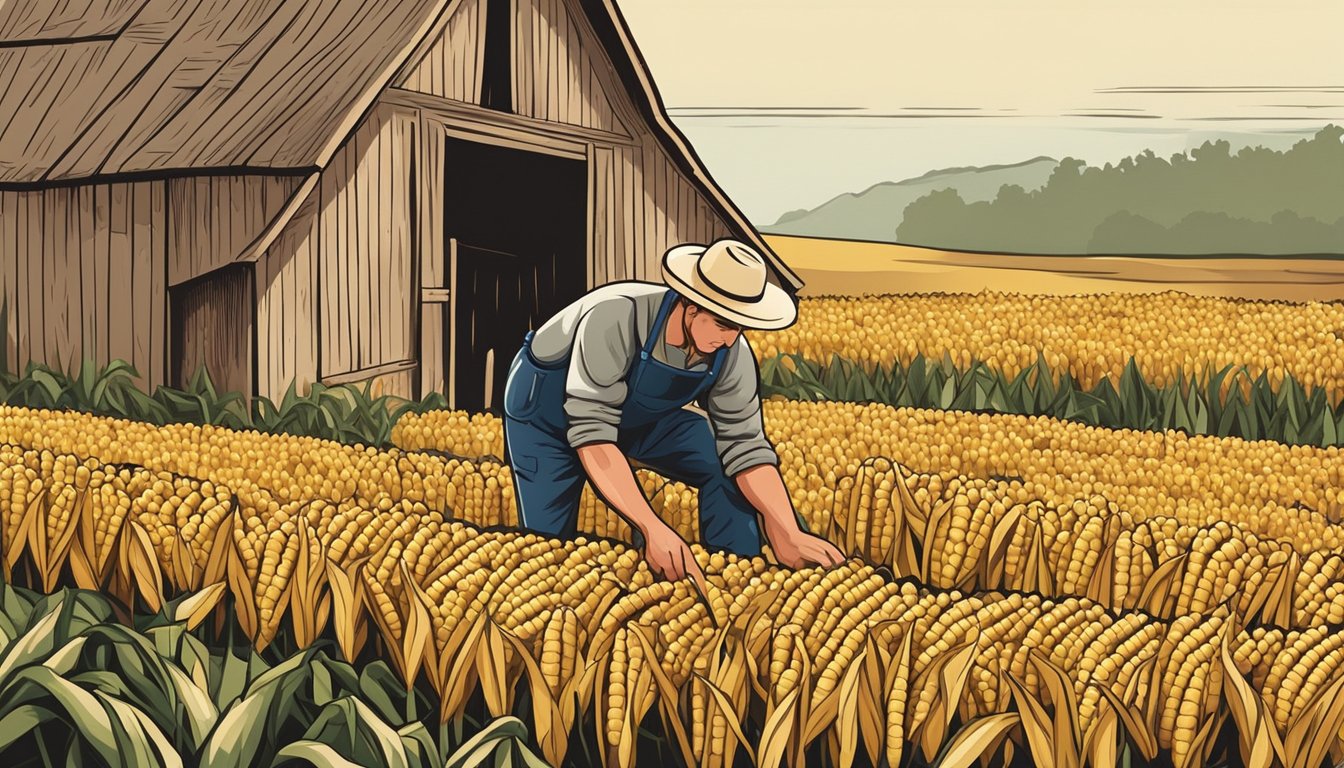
top-left (660, 238), bottom-right (798, 330)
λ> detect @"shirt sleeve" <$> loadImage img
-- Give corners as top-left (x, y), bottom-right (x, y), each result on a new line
top-left (563, 299), bottom-right (638, 448)
top-left (701, 335), bottom-right (780, 476)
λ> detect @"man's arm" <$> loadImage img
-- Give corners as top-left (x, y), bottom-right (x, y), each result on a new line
top-left (577, 443), bottom-right (706, 584)
top-left (562, 301), bottom-right (705, 582)
top-left (736, 463), bottom-right (843, 568)
top-left (705, 337), bottom-right (844, 569)
top-left (576, 443), bottom-right (663, 538)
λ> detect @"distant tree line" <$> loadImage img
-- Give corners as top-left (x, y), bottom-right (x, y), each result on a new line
top-left (896, 124), bottom-right (1344, 255)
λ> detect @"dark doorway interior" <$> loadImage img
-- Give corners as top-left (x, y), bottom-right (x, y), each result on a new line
top-left (169, 263), bottom-right (254, 396)
top-left (444, 136), bottom-right (587, 412)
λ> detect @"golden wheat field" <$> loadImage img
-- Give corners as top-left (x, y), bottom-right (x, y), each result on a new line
top-left (4, 394), bottom-right (1344, 767)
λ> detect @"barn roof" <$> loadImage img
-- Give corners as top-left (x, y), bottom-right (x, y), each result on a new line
top-left (0, 0), bottom-right (800, 289)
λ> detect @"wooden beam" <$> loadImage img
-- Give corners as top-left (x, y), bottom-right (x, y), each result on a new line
top-left (231, 172), bottom-right (320, 266)
top-left (321, 358), bottom-right (418, 386)
top-left (382, 86), bottom-right (634, 147)
top-left (422, 287), bottom-right (450, 302)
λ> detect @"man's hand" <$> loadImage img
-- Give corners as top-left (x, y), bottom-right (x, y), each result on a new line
top-left (643, 522), bottom-right (709, 586)
top-left (770, 528), bottom-right (845, 570)
top-left (734, 464), bottom-right (845, 569)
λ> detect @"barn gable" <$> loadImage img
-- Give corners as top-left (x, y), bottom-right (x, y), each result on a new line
top-left (394, 0), bottom-right (632, 139)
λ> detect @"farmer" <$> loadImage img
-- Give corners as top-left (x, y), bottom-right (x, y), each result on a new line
top-left (501, 237), bottom-right (844, 584)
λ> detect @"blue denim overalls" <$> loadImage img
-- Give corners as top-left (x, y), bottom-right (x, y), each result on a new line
top-left (500, 288), bottom-right (762, 556)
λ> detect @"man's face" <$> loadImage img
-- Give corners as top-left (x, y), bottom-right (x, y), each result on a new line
top-left (685, 304), bottom-right (742, 355)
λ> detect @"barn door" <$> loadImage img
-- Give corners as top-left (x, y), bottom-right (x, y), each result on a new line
top-left (442, 136), bottom-right (587, 413)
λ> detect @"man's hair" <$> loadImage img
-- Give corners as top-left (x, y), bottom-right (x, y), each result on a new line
top-left (675, 296), bottom-right (742, 331)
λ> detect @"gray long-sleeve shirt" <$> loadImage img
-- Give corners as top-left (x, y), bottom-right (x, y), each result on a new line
top-left (528, 281), bottom-right (780, 477)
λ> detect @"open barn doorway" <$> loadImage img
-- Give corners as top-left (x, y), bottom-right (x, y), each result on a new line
top-left (443, 135), bottom-right (587, 413)
top-left (169, 263), bottom-right (254, 397)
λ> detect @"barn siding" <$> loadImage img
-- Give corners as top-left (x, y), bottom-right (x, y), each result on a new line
top-left (254, 193), bottom-right (320, 400)
top-left (316, 103), bottom-right (417, 394)
top-left (510, 0), bottom-right (622, 133)
top-left (168, 176), bottom-right (303, 287)
top-left (0, 181), bottom-right (166, 390)
top-left (398, 0), bottom-right (485, 103)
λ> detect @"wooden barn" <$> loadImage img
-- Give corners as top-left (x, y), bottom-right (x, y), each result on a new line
top-left (0, 0), bottom-right (802, 411)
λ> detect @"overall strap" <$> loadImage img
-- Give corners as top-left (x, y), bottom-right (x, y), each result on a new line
top-left (639, 289), bottom-right (679, 362)
top-left (697, 340), bottom-right (729, 397)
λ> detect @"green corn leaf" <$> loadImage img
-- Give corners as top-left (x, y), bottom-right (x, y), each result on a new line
top-left (398, 722), bottom-right (439, 768)
top-left (0, 703), bottom-right (50, 753)
top-left (271, 741), bottom-right (365, 768)
top-left (444, 717), bottom-right (532, 768)
top-left (0, 666), bottom-right (121, 763)
top-left (30, 368), bottom-right (67, 406)
top-left (908, 355), bottom-right (927, 399)
top-left (0, 596), bottom-right (65, 680)
top-left (199, 681), bottom-right (275, 768)
top-left (96, 690), bottom-right (184, 768)
top-left (939, 376), bottom-right (955, 409)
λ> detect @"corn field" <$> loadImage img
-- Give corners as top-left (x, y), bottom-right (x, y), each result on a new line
top-left (753, 292), bottom-right (1344, 406)
top-left (4, 399), bottom-right (1344, 766)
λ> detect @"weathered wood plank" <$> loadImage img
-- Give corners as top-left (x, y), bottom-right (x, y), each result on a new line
top-left (254, 238), bottom-right (273, 394)
top-left (552, 0), bottom-right (568, 123)
top-left (152, 0), bottom-right (350, 168)
top-left (107, 185), bottom-right (134, 372)
top-left (15, 194), bottom-right (30, 366)
top-left (45, 189), bottom-right (68, 372)
top-left (0, 0), bottom-right (140, 42)
top-left (383, 113), bottom-right (399, 365)
top-left (530, 0), bottom-right (543, 118)
top-left (469, 0), bottom-right (484, 103)
top-left (353, 121), bottom-right (371, 370)
top-left (318, 169), bottom-right (341, 376)
top-left (341, 131), bottom-right (359, 373)
top-left (149, 181), bottom-right (167, 388)
top-left (0, 44), bottom-right (100, 182)
top-left (545, 0), bottom-right (558, 122)
top-left (420, 302), bottom-right (444, 396)
top-left (634, 145), bottom-right (649, 281)
top-left (645, 145), bottom-right (659, 280)
top-left (168, 176), bottom-right (302, 286)
top-left (395, 114), bottom-right (415, 362)
top-left (239, 0), bottom-right (408, 167)
top-left (79, 185), bottom-right (97, 366)
top-left (0, 193), bottom-right (15, 372)
top-left (517, 0), bottom-right (534, 116)
top-left (292, 197), bottom-right (318, 395)
top-left (565, 1), bottom-right (582, 126)
top-left (652, 148), bottom-right (665, 262)
top-left (592, 146), bottom-right (607, 287)
top-left (131, 183), bottom-right (152, 386)
top-left (39, 0), bottom-right (203, 179)
top-left (617, 146), bottom-right (631, 281)
top-left (421, 119), bottom-right (444, 287)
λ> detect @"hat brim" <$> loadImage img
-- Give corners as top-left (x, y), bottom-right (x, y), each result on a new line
top-left (661, 244), bottom-right (798, 331)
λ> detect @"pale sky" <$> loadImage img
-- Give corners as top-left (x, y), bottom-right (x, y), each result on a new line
top-left (617, 0), bottom-right (1344, 120)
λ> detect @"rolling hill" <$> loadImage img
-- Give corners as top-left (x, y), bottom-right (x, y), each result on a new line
top-left (761, 156), bottom-right (1058, 241)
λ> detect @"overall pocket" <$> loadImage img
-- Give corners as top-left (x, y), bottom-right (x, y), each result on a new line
top-left (503, 354), bottom-right (546, 421)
